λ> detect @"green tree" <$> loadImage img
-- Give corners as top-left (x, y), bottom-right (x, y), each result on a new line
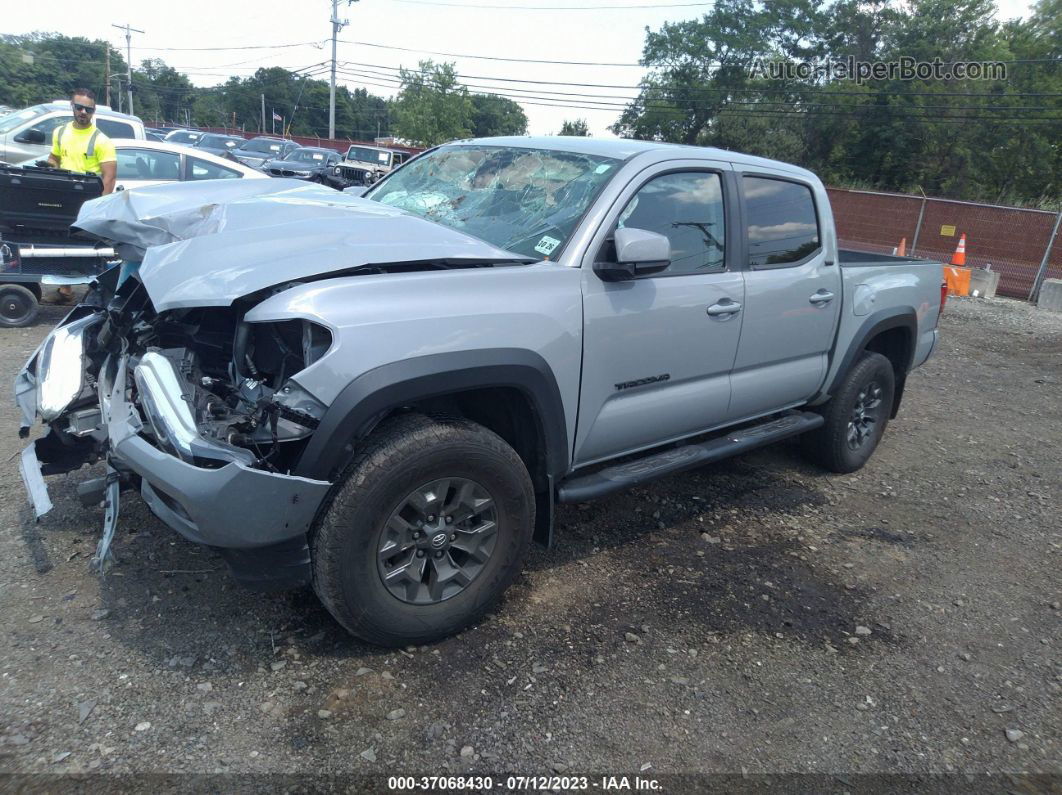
top-left (0, 33), bottom-right (126, 108)
top-left (559, 118), bottom-right (590, 136)
top-left (393, 60), bottom-right (473, 146)
top-left (470, 94), bottom-right (528, 136)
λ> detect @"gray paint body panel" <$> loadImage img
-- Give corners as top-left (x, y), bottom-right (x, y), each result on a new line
top-left (245, 262), bottom-right (584, 458)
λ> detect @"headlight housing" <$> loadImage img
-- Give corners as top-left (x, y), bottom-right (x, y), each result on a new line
top-left (36, 315), bottom-right (100, 421)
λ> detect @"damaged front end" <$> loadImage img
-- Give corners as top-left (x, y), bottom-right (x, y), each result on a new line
top-left (17, 266), bottom-right (332, 588)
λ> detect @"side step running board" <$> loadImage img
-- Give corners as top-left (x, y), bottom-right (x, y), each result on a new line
top-left (556, 411), bottom-right (824, 503)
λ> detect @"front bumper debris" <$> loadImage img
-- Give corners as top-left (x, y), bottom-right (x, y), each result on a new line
top-left (99, 355), bottom-right (332, 549)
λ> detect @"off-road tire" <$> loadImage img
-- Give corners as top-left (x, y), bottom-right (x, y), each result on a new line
top-left (0, 285), bottom-right (40, 328)
top-left (801, 351), bottom-right (895, 474)
top-left (311, 413), bottom-right (534, 646)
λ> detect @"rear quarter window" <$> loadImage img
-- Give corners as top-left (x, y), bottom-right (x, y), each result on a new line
top-left (743, 176), bottom-right (821, 268)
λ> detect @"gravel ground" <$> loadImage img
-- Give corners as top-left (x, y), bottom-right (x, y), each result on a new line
top-left (0, 295), bottom-right (1059, 785)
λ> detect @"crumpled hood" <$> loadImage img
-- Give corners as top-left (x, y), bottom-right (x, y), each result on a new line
top-left (74, 179), bottom-right (528, 312)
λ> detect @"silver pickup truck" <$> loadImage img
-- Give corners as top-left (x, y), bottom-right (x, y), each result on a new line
top-left (15, 137), bottom-right (945, 646)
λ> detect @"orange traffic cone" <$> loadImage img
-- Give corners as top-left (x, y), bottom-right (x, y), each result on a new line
top-left (897, 237), bottom-right (907, 256)
top-left (951, 233), bottom-right (966, 266)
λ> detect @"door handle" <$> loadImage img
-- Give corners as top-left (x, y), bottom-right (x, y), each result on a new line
top-left (706, 300), bottom-right (742, 316)
top-left (809, 290), bottom-right (834, 304)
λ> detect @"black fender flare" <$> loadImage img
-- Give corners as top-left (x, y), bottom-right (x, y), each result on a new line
top-left (823, 307), bottom-right (917, 399)
top-left (293, 348), bottom-right (570, 483)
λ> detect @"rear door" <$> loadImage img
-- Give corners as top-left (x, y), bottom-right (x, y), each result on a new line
top-left (728, 172), bottom-right (841, 420)
top-left (574, 160), bottom-right (745, 466)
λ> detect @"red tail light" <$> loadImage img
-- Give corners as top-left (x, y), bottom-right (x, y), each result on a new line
top-left (938, 280), bottom-right (948, 321)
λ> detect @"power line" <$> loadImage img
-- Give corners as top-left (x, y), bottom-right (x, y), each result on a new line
top-left (130, 41), bottom-right (326, 52)
top-left (338, 62), bottom-right (1062, 109)
top-left (336, 58), bottom-right (1062, 98)
top-left (334, 69), bottom-right (1062, 122)
top-left (337, 39), bottom-right (640, 66)
top-left (335, 67), bottom-right (1062, 117)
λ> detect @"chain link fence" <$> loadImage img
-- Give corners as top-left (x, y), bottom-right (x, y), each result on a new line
top-left (826, 187), bottom-right (1062, 301)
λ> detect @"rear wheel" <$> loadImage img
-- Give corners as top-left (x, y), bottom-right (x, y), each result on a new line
top-left (802, 351), bottom-right (895, 473)
top-left (0, 285), bottom-right (40, 328)
top-left (311, 413), bottom-right (534, 646)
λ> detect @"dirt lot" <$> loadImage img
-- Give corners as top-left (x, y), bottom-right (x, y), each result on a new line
top-left (0, 296), bottom-right (1059, 786)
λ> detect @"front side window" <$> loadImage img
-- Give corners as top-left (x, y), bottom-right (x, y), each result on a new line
top-left (743, 176), bottom-right (820, 268)
top-left (366, 144), bottom-right (621, 260)
top-left (116, 148), bottom-right (180, 181)
top-left (615, 171), bottom-right (726, 275)
top-left (187, 157), bottom-right (241, 180)
top-left (24, 114), bottom-right (71, 141)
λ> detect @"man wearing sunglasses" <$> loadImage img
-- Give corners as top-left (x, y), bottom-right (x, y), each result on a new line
top-left (45, 89), bottom-right (117, 302)
top-left (46, 89), bottom-right (117, 195)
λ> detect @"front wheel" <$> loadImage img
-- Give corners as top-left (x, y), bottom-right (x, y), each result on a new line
top-left (311, 413), bottom-right (534, 646)
top-left (801, 351), bottom-right (895, 473)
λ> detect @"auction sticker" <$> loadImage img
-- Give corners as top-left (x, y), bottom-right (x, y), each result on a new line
top-left (534, 235), bottom-right (562, 256)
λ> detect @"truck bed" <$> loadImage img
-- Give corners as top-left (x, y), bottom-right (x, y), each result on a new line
top-left (838, 248), bottom-right (937, 267)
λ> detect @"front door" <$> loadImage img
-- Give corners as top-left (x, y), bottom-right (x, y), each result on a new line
top-left (575, 164), bottom-right (745, 467)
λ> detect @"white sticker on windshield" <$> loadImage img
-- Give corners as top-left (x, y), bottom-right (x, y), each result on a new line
top-left (534, 235), bottom-right (561, 256)
top-left (312, 153), bottom-right (324, 160)
top-left (595, 164), bottom-right (612, 174)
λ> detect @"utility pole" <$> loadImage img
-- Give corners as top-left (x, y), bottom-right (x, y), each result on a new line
top-left (112, 23), bottom-right (145, 117)
top-left (261, 94), bottom-right (266, 133)
top-left (104, 46), bottom-right (110, 106)
top-left (329, 0), bottom-right (357, 139)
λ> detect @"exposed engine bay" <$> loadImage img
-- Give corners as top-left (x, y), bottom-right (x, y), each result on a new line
top-left (38, 266), bottom-right (332, 477)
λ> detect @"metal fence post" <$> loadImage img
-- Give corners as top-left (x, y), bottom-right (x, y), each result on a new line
top-left (1029, 209), bottom-right (1062, 303)
top-left (910, 188), bottom-right (927, 256)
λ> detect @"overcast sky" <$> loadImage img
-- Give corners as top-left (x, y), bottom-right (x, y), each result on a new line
top-left (6, 0), bottom-right (1036, 138)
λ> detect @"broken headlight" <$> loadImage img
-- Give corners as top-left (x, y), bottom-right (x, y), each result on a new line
top-left (36, 315), bottom-right (101, 421)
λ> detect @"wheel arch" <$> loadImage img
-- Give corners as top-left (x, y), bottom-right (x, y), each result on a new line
top-left (825, 308), bottom-right (917, 418)
top-left (294, 349), bottom-right (569, 544)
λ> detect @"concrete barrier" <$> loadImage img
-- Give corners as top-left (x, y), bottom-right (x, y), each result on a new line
top-left (1037, 279), bottom-right (1062, 312)
top-left (969, 268), bottom-right (1001, 299)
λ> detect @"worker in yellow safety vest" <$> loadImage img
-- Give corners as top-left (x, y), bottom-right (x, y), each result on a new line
top-left (46, 88), bottom-right (118, 302)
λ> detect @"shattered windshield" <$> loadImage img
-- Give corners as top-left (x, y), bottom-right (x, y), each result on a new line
top-left (365, 145), bottom-right (621, 260)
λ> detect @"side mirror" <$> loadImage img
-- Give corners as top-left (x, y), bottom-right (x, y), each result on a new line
top-left (15, 128), bottom-right (47, 145)
top-left (594, 227), bottom-right (671, 282)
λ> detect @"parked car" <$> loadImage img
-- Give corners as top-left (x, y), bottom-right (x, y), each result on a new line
top-left (163, 129), bottom-right (205, 147)
top-left (194, 133), bottom-right (245, 159)
top-left (15, 137), bottom-right (945, 647)
top-left (0, 102), bottom-right (145, 164)
top-left (145, 131), bottom-right (166, 142)
top-left (334, 144), bottom-right (410, 185)
top-left (232, 137), bottom-right (299, 169)
top-left (16, 139), bottom-right (267, 192)
top-left (262, 146), bottom-right (341, 181)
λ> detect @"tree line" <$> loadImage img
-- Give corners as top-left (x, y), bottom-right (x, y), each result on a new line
top-left (2, 0), bottom-right (1058, 206)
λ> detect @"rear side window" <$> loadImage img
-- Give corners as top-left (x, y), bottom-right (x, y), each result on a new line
top-left (743, 176), bottom-right (820, 268)
top-left (97, 119), bottom-right (135, 139)
top-left (188, 157), bottom-right (241, 180)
